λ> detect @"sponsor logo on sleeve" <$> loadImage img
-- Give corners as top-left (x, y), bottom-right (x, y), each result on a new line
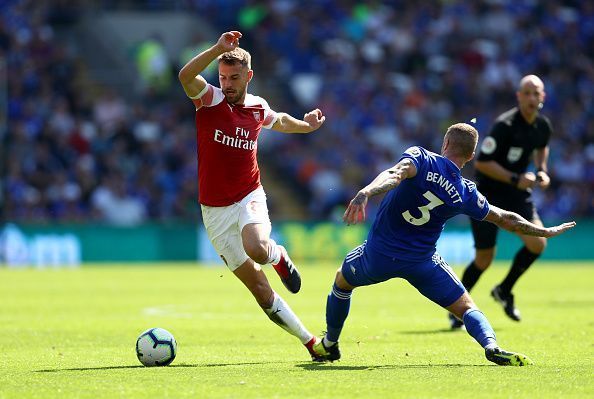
top-left (405, 146), bottom-right (422, 157)
top-left (477, 193), bottom-right (486, 209)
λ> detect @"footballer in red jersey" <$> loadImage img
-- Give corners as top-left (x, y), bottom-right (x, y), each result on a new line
top-left (179, 31), bottom-right (326, 360)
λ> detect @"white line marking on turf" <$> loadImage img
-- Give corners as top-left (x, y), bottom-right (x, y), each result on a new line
top-left (141, 305), bottom-right (254, 319)
top-left (142, 305), bottom-right (193, 318)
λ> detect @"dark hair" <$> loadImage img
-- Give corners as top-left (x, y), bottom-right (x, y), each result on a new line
top-left (445, 123), bottom-right (478, 158)
top-left (218, 47), bottom-right (251, 69)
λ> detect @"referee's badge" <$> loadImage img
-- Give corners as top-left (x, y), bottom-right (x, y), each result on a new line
top-left (507, 147), bottom-right (523, 163)
top-left (481, 137), bottom-right (497, 154)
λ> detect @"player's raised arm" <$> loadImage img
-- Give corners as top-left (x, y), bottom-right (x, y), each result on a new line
top-left (271, 109), bottom-right (325, 133)
top-left (178, 31), bottom-right (242, 98)
top-left (343, 158), bottom-right (417, 225)
top-left (484, 205), bottom-right (575, 238)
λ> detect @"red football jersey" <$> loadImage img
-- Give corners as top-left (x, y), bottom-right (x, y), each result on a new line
top-left (190, 84), bottom-right (278, 206)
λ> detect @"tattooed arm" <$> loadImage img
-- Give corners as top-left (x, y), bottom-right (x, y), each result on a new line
top-left (343, 158), bottom-right (417, 225)
top-left (484, 205), bottom-right (576, 237)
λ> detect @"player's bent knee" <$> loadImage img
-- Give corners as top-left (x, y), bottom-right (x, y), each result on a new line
top-left (335, 270), bottom-right (355, 291)
top-left (447, 292), bottom-right (477, 319)
top-left (334, 268), bottom-right (342, 281)
top-left (527, 237), bottom-right (547, 254)
top-left (244, 239), bottom-right (269, 264)
top-left (475, 249), bottom-right (495, 270)
top-left (474, 260), bottom-right (492, 270)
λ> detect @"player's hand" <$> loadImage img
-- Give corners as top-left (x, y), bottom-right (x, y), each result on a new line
top-left (517, 172), bottom-right (537, 190)
top-left (216, 31), bottom-right (242, 53)
top-left (303, 109), bottom-right (325, 132)
top-left (543, 221), bottom-right (576, 237)
top-left (535, 170), bottom-right (550, 189)
top-left (343, 191), bottom-right (368, 225)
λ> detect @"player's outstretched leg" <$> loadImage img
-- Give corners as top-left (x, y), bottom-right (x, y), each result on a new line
top-left (491, 285), bottom-right (521, 321)
top-left (271, 245), bottom-right (301, 294)
top-left (263, 292), bottom-right (323, 360)
top-left (313, 281), bottom-right (352, 362)
top-left (461, 307), bottom-right (533, 366)
top-left (304, 336), bottom-right (327, 362)
top-left (313, 334), bottom-right (341, 362)
top-left (448, 312), bottom-right (464, 329)
top-left (485, 347), bottom-right (534, 366)
top-left (445, 258), bottom-right (487, 329)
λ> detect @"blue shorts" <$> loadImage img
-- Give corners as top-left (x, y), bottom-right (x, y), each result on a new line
top-left (341, 242), bottom-right (465, 308)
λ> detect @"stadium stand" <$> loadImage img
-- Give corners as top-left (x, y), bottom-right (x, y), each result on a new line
top-left (2, 0), bottom-right (593, 224)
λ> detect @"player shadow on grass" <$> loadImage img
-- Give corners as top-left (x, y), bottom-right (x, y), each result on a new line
top-left (397, 327), bottom-right (506, 335)
top-left (296, 363), bottom-right (493, 371)
top-left (35, 365), bottom-right (146, 372)
top-left (35, 360), bottom-right (493, 373)
top-left (35, 361), bottom-right (292, 373)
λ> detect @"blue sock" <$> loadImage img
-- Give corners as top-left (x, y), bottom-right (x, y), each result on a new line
top-left (463, 309), bottom-right (498, 349)
top-left (326, 283), bottom-right (352, 343)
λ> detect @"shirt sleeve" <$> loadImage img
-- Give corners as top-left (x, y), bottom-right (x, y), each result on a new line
top-left (477, 121), bottom-right (508, 162)
top-left (399, 146), bottom-right (425, 172)
top-left (536, 116), bottom-right (553, 148)
top-left (189, 84), bottom-right (224, 109)
top-left (463, 186), bottom-right (491, 221)
top-left (260, 97), bottom-right (278, 129)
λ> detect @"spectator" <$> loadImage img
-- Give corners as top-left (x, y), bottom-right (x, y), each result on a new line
top-left (2, 0), bottom-right (593, 224)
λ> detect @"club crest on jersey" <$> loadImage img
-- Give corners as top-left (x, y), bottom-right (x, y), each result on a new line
top-left (252, 111), bottom-right (261, 122)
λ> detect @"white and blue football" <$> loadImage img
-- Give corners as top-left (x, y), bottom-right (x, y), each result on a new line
top-left (136, 327), bottom-right (177, 367)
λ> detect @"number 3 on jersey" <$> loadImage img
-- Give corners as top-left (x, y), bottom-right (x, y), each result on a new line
top-left (402, 191), bottom-right (444, 226)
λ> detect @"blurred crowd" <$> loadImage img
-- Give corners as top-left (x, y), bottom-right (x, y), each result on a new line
top-left (2, 0), bottom-right (593, 225)
top-left (2, 0), bottom-right (199, 224)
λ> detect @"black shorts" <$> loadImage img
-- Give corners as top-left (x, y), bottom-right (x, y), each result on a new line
top-left (471, 192), bottom-right (540, 250)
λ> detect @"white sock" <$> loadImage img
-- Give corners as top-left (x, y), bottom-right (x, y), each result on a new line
top-left (323, 336), bottom-right (336, 347)
top-left (264, 292), bottom-right (312, 344)
top-left (265, 239), bottom-right (281, 265)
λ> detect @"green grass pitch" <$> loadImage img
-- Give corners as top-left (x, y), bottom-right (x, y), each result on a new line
top-left (1, 261), bottom-right (593, 399)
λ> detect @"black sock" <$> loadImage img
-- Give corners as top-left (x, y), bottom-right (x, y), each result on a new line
top-left (499, 246), bottom-right (540, 294)
top-left (461, 261), bottom-right (484, 292)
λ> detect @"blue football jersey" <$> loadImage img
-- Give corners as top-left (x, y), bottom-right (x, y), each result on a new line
top-left (367, 146), bottom-right (490, 262)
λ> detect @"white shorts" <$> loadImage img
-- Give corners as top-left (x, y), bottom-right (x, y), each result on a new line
top-left (200, 187), bottom-right (271, 271)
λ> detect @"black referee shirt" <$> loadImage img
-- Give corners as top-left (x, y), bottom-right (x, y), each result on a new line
top-left (475, 107), bottom-right (552, 195)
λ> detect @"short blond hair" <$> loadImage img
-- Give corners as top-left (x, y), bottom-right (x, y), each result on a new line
top-left (218, 47), bottom-right (251, 69)
top-left (444, 123), bottom-right (478, 159)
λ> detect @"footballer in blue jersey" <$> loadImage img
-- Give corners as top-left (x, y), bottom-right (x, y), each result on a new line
top-left (313, 123), bottom-right (576, 366)
top-left (367, 145), bottom-right (489, 265)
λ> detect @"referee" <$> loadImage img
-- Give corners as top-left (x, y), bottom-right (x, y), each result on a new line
top-left (450, 75), bottom-right (552, 328)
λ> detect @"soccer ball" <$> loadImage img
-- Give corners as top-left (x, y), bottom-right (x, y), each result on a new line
top-left (136, 327), bottom-right (177, 367)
